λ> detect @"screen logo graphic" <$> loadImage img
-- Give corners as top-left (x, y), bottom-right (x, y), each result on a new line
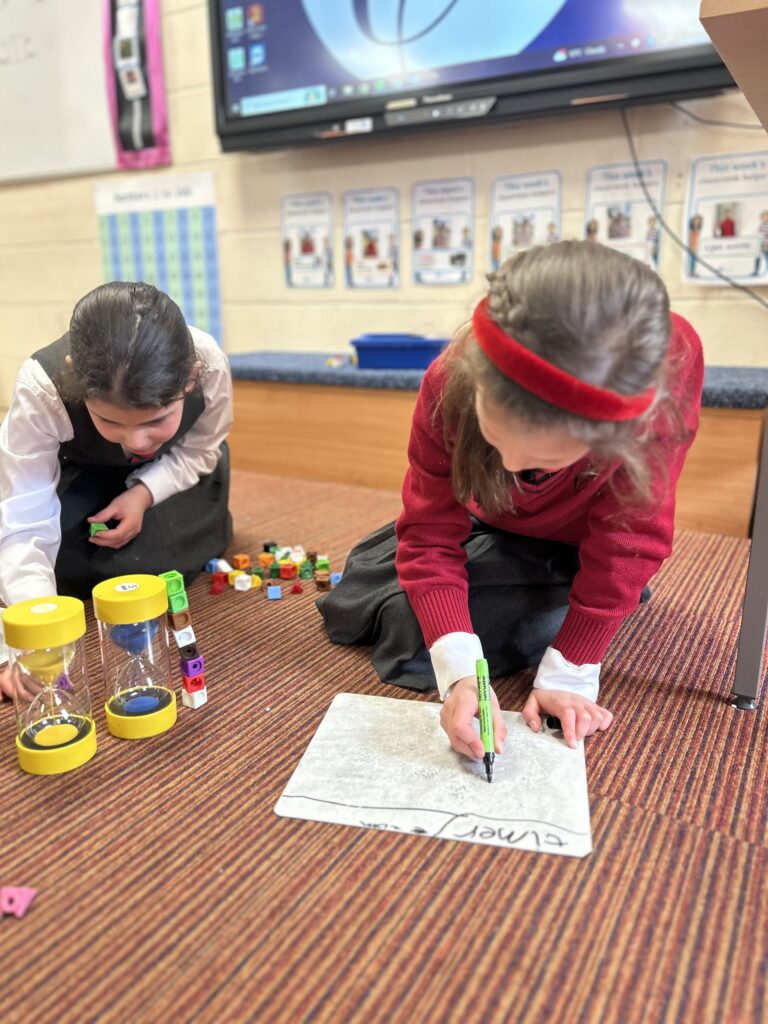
top-left (300, 0), bottom-right (567, 80)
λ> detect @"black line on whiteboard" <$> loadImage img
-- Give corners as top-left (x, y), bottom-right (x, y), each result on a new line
top-left (277, 793), bottom-right (589, 836)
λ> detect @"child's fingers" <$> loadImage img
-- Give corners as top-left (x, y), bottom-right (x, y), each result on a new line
top-left (596, 708), bottom-right (613, 731)
top-left (522, 691), bottom-right (542, 733)
top-left (451, 734), bottom-right (485, 760)
top-left (575, 708), bottom-right (594, 742)
top-left (452, 718), bottom-right (485, 759)
top-left (492, 706), bottom-right (506, 753)
top-left (0, 667), bottom-right (14, 700)
top-left (88, 505), bottom-right (119, 523)
top-left (560, 706), bottom-right (578, 749)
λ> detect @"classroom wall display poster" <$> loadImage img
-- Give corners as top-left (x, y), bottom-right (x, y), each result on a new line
top-left (342, 188), bottom-right (400, 288)
top-left (281, 193), bottom-right (335, 288)
top-left (411, 178), bottom-right (475, 285)
top-left (683, 151), bottom-right (768, 285)
top-left (585, 161), bottom-right (668, 271)
top-left (489, 171), bottom-right (562, 270)
top-left (95, 172), bottom-right (221, 342)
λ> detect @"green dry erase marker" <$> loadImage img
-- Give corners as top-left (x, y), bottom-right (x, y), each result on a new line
top-left (476, 657), bottom-right (494, 783)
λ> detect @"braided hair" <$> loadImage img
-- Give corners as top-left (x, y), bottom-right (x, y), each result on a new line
top-left (438, 241), bottom-right (680, 512)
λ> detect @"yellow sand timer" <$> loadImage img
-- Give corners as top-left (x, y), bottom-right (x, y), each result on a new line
top-left (92, 575), bottom-right (176, 740)
top-left (2, 596), bottom-right (96, 775)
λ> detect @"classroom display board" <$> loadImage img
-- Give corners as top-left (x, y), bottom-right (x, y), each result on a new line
top-left (1, 0), bottom-right (168, 184)
top-left (95, 173), bottom-right (222, 342)
top-left (275, 693), bottom-right (592, 859)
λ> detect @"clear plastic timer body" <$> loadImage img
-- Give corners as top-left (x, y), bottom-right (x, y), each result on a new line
top-left (2, 596), bottom-right (96, 775)
top-left (92, 575), bottom-right (176, 739)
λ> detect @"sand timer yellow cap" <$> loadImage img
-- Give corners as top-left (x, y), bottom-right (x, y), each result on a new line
top-left (3, 596), bottom-right (85, 651)
top-left (2, 596), bottom-right (96, 776)
top-left (91, 575), bottom-right (168, 625)
top-left (92, 575), bottom-right (176, 739)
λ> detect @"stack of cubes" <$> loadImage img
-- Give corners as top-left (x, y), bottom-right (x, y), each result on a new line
top-left (158, 570), bottom-right (207, 710)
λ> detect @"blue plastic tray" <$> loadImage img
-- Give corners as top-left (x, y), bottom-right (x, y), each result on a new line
top-left (351, 333), bottom-right (448, 370)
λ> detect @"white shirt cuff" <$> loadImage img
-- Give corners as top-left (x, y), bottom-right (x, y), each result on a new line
top-left (533, 646), bottom-right (601, 704)
top-left (429, 631), bottom-right (484, 700)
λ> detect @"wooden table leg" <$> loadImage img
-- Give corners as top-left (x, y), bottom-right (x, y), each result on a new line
top-left (731, 411), bottom-right (768, 710)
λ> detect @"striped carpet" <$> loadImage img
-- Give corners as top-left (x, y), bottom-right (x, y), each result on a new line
top-left (1, 471), bottom-right (766, 1024)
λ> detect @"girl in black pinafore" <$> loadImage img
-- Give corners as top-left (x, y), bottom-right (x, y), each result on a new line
top-left (0, 282), bottom-right (233, 693)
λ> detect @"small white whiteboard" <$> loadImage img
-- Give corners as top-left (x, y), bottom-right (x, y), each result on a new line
top-left (0, 0), bottom-right (115, 183)
top-left (276, 694), bottom-right (592, 858)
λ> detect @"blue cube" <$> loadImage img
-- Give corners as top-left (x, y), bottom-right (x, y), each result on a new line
top-left (330, 572), bottom-right (343, 586)
top-left (267, 585), bottom-right (282, 600)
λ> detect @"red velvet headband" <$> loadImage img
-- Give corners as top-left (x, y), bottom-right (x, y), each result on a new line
top-left (471, 298), bottom-right (655, 422)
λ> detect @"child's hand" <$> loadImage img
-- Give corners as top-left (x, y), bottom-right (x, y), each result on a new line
top-left (440, 676), bottom-right (507, 760)
top-left (88, 483), bottom-right (153, 550)
top-left (522, 689), bottom-right (613, 750)
top-left (0, 664), bottom-right (13, 701)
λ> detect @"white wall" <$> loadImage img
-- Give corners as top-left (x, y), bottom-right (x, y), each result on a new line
top-left (1, 0), bottom-right (767, 410)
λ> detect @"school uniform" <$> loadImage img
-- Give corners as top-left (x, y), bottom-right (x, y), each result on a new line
top-left (0, 327), bottom-right (233, 607)
top-left (319, 313), bottom-right (703, 699)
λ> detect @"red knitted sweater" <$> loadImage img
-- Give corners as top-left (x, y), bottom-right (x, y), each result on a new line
top-left (394, 312), bottom-right (704, 664)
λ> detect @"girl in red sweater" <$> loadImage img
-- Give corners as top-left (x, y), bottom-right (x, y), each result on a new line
top-left (320, 241), bottom-right (703, 759)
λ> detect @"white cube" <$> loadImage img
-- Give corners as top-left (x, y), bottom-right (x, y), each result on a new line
top-left (172, 625), bottom-right (197, 648)
top-left (234, 573), bottom-right (252, 591)
top-left (182, 687), bottom-right (208, 709)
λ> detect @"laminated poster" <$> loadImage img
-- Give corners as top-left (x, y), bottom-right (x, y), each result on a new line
top-left (95, 172), bottom-right (221, 342)
top-left (281, 193), bottom-right (335, 288)
top-left (585, 161), bottom-right (668, 272)
top-left (342, 188), bottom-right (400, 288)
top-left (489, 171), bottom-right (562, 269)
top-left (683, 151), bottom-right (768, 285)
top-left (411, 178), bottom-right (475, 285)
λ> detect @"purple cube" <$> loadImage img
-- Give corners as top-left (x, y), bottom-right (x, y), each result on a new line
top-left (180, 654), bottom-right (205, 676)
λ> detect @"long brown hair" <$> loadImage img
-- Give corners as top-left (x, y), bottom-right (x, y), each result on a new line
top-left (438, 241), bottom-right (685, 514)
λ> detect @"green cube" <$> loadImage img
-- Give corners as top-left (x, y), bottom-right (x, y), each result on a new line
top-left (159, 569), bottom-right (186, 597)
top-left (89, 522), bottom-right (108, 536)
top-left (169, 591), bottom-right (189, 613)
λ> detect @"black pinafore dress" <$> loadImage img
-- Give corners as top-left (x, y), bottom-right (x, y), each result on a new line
top-left (33, 334), bottom-right (233, 600)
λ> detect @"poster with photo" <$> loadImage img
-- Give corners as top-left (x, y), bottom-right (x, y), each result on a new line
top-left (489, 172), bottom-right (562, 269)
top-left (281, 193), bottom-right (334, 288)
top-left (585, 161), bottom-right (667, 271)
top-left (342, 188), bottom-right (400, 288)
top-left (683, 151), bottom-right (768, 285)
top-left (411, 178), bottom-right (475, 285)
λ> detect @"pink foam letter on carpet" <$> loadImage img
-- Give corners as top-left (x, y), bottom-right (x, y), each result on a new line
top-left (0, 887), bottom-right (37, 918)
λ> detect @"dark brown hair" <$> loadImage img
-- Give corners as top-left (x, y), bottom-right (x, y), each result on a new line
top-left (439, 240), bottom-right (684, 514)
top-left (62, 281), bottom-right (197, 408)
